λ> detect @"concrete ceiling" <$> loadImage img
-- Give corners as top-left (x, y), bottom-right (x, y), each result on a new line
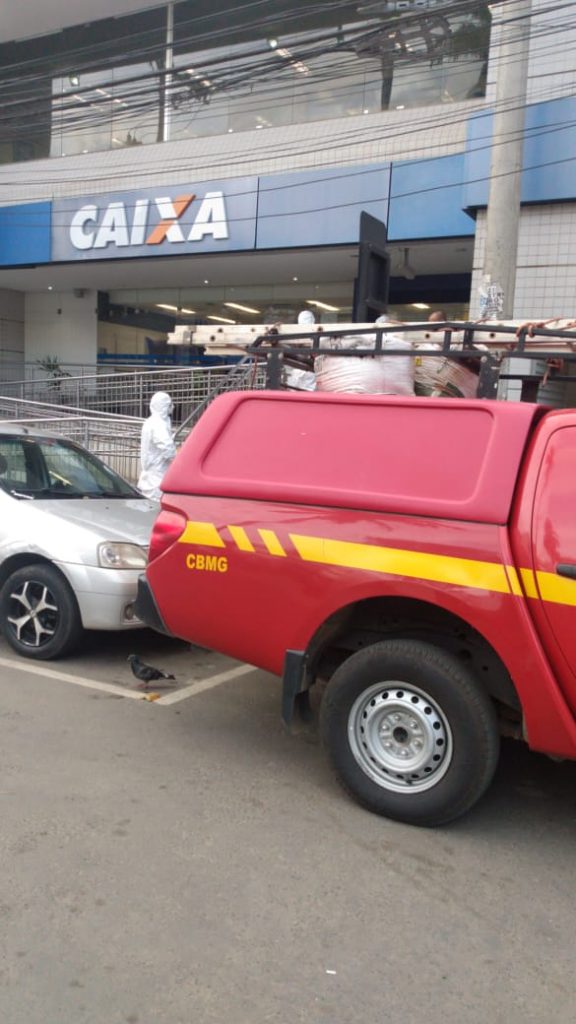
top-left (0, 0), bottom-right (164, 44)
top-left (0, 240), bottom-right (473, 293)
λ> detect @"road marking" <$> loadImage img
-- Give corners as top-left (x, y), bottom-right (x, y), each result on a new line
top-left (0, 655), bottom-right (258, 706)
top-left (155, 663), bottom-right (257, 705)
top-left (0, 655), bottom-right (143, 699)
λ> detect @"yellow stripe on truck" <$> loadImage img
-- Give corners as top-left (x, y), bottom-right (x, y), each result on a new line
top-left (258, 529), bottom-right (287, 557)
top-left (227, 525), bottom-right (255, 552)
top-left (520, 568), bottom-right (538, 599)
top-left (535, 571), bottom-right (576, 607)
top-left (289, 534), bottom-right (512, 594)
top-left (177, 520), bottom-right (571, 602)
top-left (179, 521), bottom-right (226, 548)
top-left (504, 565), bottom-right (523, 596)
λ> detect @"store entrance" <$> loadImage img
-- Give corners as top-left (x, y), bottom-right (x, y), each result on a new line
top-left (97, 240), bottom-right (473, 368)
top-left (0, 239), bottom-right (473, 380)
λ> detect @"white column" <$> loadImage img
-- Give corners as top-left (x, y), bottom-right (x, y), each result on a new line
top-left (482, 0), bottom-right (532, 317)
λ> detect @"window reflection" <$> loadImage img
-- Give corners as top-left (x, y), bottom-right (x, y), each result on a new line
top-left (0, 2), bottom-right (491, 164)
top-left (169, 7), bottom-right (490, 143)
top-left (51, 63), bottom-right (160, 157)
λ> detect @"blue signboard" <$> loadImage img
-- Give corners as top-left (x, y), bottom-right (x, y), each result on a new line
top-left (256, 164), bottom-right (391, 248)
top-left (463, 96), bottom-right (576, 209)
top-left (52, 176), bottom-right (258, 261)
top-left (388, 153), bottom-right (475, 240)
top-left (0, 202), bottom-right (51, 266)
top-left (1, 93), bottom-right (574, 272)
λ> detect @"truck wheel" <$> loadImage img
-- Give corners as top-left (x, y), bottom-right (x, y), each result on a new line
top-left (0, 563), bottom-right (83, 660)
top-left (320, 639), bottom-right (499, 827)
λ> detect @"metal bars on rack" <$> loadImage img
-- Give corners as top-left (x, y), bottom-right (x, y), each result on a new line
top-left (243, 322), bottom-right (576, 400)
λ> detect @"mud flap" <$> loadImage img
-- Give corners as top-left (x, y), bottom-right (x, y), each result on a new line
top-left (281, 650), bottom-right (310, 726)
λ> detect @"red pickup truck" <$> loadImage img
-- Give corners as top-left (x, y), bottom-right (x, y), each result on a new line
top-left (138, 390), bottom-right (576, 826)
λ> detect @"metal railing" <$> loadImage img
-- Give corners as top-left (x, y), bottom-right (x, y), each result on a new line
top-left (0, 359), bottom-right (266, 481)
top-left (0, 394), bottom-right (144, 422)
top-left (2, 415), bottom-right (143, 482)
top-left (0, 357), bottom-right (236, 383)
top-left (174, 357), bottom-right (266, 438)
top-left (4, 324), bottom-right (576, 485)
top-left (0, 361), bottom-right (263, 423)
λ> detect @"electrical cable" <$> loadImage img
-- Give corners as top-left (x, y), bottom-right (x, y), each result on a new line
top-left (0, 0), bottom-right (573, 222)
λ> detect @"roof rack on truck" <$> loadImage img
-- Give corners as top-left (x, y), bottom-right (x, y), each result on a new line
top-left (172, 320), bottom-right (576, 402)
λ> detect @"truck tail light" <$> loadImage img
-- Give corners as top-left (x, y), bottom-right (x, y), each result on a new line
top-left (148, 509), bottom-right (187, 563)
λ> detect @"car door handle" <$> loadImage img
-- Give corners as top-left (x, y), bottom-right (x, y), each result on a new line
top-left (556, 563), bottom-right (576, 580)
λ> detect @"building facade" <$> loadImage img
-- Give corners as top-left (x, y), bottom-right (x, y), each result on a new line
top-left (0, 0), bottom-right (574, 379)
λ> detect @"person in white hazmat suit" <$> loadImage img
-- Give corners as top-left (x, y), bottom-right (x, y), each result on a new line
top-left (297, 309), bottom-right (316, 326)
top-left (137, 391), bottom-right (177, 500)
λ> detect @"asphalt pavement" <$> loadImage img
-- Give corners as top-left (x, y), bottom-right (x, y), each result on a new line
top-left (1, 629), bottom-right (576, 1024)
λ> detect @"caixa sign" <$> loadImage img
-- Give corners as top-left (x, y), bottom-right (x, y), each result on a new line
top-left (52, 177), bottom-right (258, 261)
top-left (71, 192), bottom-right (228, 250)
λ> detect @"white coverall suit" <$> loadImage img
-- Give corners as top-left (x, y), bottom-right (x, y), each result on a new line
top-left (137, 391), bottom-right (177, 500)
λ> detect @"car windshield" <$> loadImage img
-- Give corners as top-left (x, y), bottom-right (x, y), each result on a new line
top-left (0, 436), bottom-right (140, 500)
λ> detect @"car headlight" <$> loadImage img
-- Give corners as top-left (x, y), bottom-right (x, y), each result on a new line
top-left (98, 542), bottom-right (148, 569)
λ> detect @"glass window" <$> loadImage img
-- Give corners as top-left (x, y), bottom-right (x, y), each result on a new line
top-left (51, 62), bottom-right (160, 158)
top-left (0, 1), bottom-right (491, 165)
top-left (0, 437), bottom-right (137, 499)
top-left (169, 4), bottom-right (491, 140)
top-left (0, 440), bottom-right (31, 489)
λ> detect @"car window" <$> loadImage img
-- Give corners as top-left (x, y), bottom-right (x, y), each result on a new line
top-left (0, 439), bottom-right (47, 495)
top-left (0, 436), bottom-right (139, 499)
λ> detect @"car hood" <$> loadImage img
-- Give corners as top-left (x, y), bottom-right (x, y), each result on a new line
top-left (32, 497), bottom-right (158, 545)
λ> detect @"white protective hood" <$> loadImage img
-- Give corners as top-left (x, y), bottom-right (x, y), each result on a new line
top-left (137, 391), bottom-right (177, 500)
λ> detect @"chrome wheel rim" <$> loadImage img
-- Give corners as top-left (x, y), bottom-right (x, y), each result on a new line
top-left (348, 681), bottom-right (453, 793)
top-left (6, 579), bottom-right (59, 648)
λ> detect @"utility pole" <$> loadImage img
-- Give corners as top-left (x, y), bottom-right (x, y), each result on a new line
top-left (481, 0), bottom-right (532, 317)
top-left (160, 2), bottom-right (174, 143)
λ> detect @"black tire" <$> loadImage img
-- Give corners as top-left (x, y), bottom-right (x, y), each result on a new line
top-left (0, 563), bottom-right (83, 660)
top-left (320, 639), bottom-right (499, 827)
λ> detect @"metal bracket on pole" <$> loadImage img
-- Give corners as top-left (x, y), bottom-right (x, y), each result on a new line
top-left (477, 354), bottom-right (500, 399)
top-left (265, 349), bottom-right (284, 390)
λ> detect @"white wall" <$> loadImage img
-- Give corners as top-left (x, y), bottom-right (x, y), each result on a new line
top-left (0, 289), bottom-right (24, 379)
top-left (526, 0), bottom-right (576, 104)
top-left (24, 290), bottom-right (98, 372)
top-left (471, 1), bottom-right (576, 321)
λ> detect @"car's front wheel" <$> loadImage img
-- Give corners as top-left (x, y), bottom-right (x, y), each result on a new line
top-left (320, 639), bottom-right (500, 827)
top-left (0, 563), bottom-right (83, 660)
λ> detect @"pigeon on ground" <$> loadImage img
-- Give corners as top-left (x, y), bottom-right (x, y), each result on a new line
top-left (128, 654), bottom-right (176, 689)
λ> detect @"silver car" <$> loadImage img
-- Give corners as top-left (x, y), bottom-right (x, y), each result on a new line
top-left (0, 424), bottom-right (157, 660)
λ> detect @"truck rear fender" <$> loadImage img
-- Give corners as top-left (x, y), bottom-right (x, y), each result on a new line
top-left (292, 587), bottom-right (576, 758)
top-left (303, 595), bottom-right (520, 711)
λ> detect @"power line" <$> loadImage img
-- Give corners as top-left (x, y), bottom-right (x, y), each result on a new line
top-left (2, 67), bottom-right (573, 198)
top-left (0, 0), bottom-right (565, 140)
top-left (1, 126), bottom-right (574, 233)
top-left (0, 0), bottom-right (572, 209)
top-left (2, 30), bottom-right (569, 150)
top-left (0, 0), bottom-right (543, 124)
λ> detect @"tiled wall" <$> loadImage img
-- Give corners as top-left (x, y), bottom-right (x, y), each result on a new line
top-left (486, 0), bottom-right (576, 106)
top-left (0, 101), bottom-right (478, 208)
top-left (0, 290), bottom-right (24, 380)
top-left (470, 204), bottom-right (576, 319)
top-left (471, 201), bottom-right (576, 406)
